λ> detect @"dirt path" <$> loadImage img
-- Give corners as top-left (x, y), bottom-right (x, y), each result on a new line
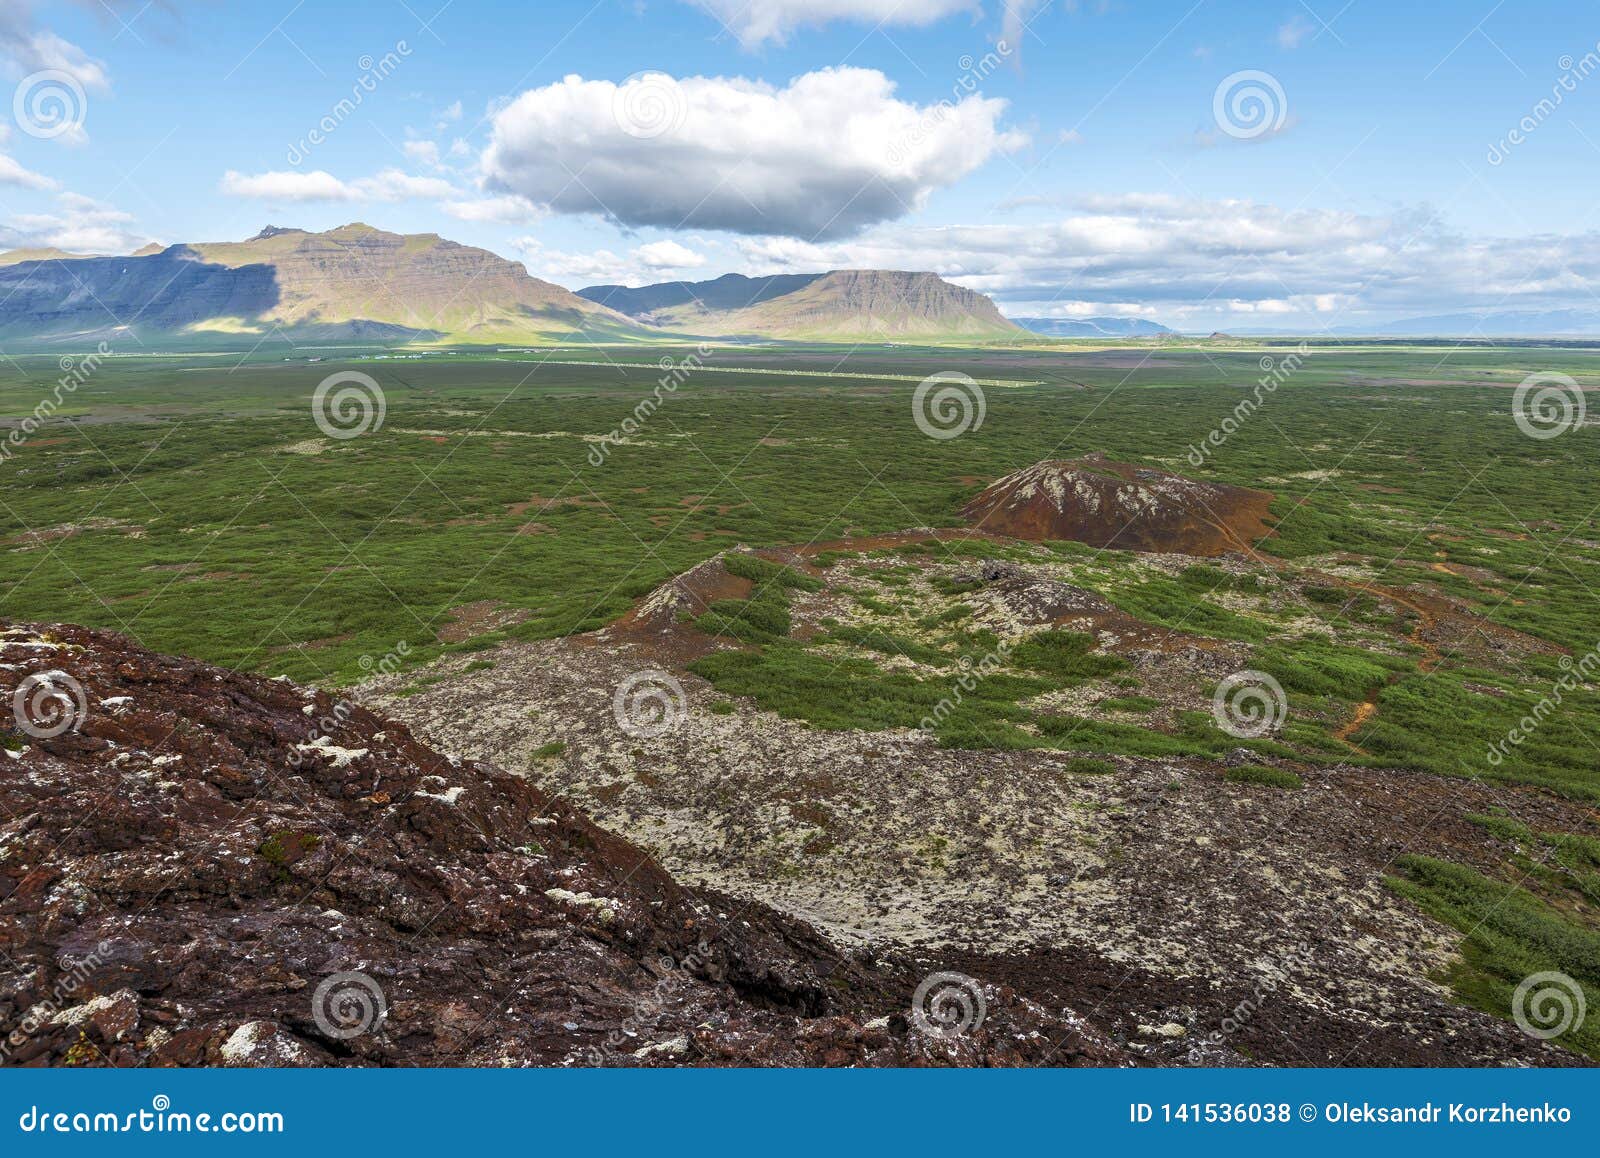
top-left (1318, 578), bottom-right (1443, 751)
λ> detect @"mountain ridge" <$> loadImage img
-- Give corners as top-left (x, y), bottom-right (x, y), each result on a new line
top-left (0, 223), bottom-right (641, 347)
top-left (1013, 316), bottom-right (1176, 338)
top-left (579, 269), bottom-right (1023, 339)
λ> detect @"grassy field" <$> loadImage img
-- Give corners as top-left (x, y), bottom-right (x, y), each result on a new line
top-left (5, 339), bottom-right (1600, 1050)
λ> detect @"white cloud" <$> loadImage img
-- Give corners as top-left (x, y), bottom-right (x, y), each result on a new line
top-left (403, 139), bottom-right (440, 166)
top-left (723, 193), bottom-right (1600, 327)
top-left (686, 0), bottom-right (978, 47)
top-left (0, 192), bottom-right (146, 253)
top-left (442, 193), bottom-right (545, 224)
top-left (219, 168), bottom-right (459, 203)
top-left (514, 236), bottom-right (713, 286)
top-left (356, 169), bottom-right (456, 200)
top-left (0, 151), bottom-right (55, 189)
top-left (513, 237), bottom-right (631, 284)
top-left (636, 239), bottom-right (707, 270)
top-left (481, 67), bottom-right (1025, 241)
top-left (220, 169), bottom-right (359, 201)
top-left (1277, 15), bottom-right (1315, 49)
top-left (14, 28), bottom-right (109, 90)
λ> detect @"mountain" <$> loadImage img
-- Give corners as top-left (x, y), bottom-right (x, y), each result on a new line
top-left (1013, 316), bottom-right (1175, 338)
top-left (579, 270), bottom-right (1022, 339)
top-left (0, 223), bottom-right (642, 346)
top-left (1328, 309), bottom-right (1600, 337)
top-left (578, 272), bottom-right (820, 320)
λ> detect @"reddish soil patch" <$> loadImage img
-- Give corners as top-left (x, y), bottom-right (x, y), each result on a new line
top-left (960, 454), bottom-right (1275, 557)
top-left (3, 519), bottom-right (143, 549)
top-left (506, 495), bottom-right (605, 517)
top-left (436, 600), bottom-right (529, 644)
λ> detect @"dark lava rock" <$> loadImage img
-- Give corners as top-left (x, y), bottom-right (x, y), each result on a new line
top-left (0, 622), bottom-right (1127, 1068)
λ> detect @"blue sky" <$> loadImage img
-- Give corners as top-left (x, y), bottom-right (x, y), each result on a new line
top-left (1, 0), bottom-right (1598, 328)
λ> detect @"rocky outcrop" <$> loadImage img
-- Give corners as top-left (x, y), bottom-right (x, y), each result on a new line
top-left (0, 622), bottom-right (1126, 1067)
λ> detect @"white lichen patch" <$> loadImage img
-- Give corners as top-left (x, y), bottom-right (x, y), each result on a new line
top-left (294, 736), bottom-right (369, 767)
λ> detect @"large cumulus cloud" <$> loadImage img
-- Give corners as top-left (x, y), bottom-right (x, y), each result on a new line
top-left (479, 67), bottom-right (1026, 241)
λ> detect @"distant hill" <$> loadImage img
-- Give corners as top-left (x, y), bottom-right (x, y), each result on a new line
top-left (1328, 309), bottom-right (1600, 338)
top-left (0, 224), bottom-right (643, 346)
top-left (1013, 316), bottom-right (1175, 338)
top-left (579, 270), bottom-right (1022, 340)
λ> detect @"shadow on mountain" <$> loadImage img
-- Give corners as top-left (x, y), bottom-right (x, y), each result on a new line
top-left (0, 246), bottom-right (282, 342)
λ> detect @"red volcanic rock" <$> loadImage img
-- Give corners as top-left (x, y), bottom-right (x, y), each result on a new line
top-left (0, 621), bottom-right (1127, 1068)
top-left (961, 455), bottom-right (1275, 557)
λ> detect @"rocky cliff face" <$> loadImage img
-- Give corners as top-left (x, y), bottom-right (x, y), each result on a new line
top-left (0, 621), bottom-right (1125, 1067)
top-left (0, 224), bottom-right (640, 345)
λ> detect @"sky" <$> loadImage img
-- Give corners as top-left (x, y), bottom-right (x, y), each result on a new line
top-left (0, 0), bottom-right (1598, 329)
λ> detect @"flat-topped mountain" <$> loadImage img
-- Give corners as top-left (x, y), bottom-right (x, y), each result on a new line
top-left (0, 223), bottom-right (641, 346)
top-left (580, 270), bottom-right (1022, 340)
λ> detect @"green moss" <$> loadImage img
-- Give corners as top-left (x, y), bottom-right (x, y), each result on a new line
top-left (1010, 630), bottom-right (1127, 682)
top-left (1063, 757), bottom-right (1116, 775)
top-left (1388, 855), bottom-right (1600, 1060)
top-left (1223, 765), bottom-right (1303, 789)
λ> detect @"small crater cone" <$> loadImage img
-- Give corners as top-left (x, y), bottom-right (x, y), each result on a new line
top-left (960, 454), bottom-right (1274, 556)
